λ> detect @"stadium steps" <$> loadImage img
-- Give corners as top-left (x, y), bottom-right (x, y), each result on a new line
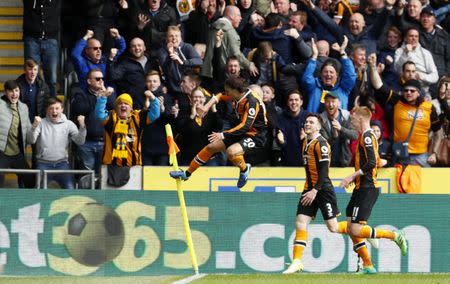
top-left (1, 0), bottom-right (24, 186)
top-left (0, 2), bottom-right (23, 92)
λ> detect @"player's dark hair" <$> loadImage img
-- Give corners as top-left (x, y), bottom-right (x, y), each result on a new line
top-left (305, 113), bottom-right (323, 125)
top-left (224, 76), bottom-right (247, 93)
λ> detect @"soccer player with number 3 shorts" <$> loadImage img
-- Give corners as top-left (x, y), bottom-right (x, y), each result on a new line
top-left (284, 113), bottom-right (343, 274)
top-left (339, 106), bottom-right (408, 274)
top-left (170, 76), bottom-right (267, 188)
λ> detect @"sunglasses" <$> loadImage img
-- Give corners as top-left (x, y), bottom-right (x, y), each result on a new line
top-left (91, 77), bottom-right (104, 81)
top-left (89, 46), bottom-right (102, 51)
top-left (403, 88), bottom-right (418, 93)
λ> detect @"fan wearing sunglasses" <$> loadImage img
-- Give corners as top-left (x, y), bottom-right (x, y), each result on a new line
top-left (369, 53), bottom-right (443, 167)
top-left (71, 68), bottom-right (116, 178)
top-left (71, 28), bottom-right (126, 91)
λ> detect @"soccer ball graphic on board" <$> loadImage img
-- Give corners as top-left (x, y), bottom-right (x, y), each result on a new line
top-left (64, 203), bottom-right (125, 266)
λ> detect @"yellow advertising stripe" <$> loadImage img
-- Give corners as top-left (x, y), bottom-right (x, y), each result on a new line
top-left (0, 32), bottom-right (22, 40)
top-left (0, 19), bottom-right (22, 25)
top-left (0, 44), bottom-right (23, 50)
top-left (0, 7), bottom-right (23, 16)
top-left (0, 82), bottom-right (3, 91)
top-left (0, 56), bottom-right (23, 65)
top-left (0, 69), bottom-right (22, 75)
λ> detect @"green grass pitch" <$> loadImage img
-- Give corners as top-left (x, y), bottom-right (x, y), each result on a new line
top-left (1, 274), bottom-right (450, 284)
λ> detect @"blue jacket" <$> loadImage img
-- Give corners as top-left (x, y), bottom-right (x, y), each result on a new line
top-left (95, 96), bottom-right (160, 124)
top-left (252, 27), bottom-right (294, 63)
top-left (301, 57), bottom-right (356, 113)
top-left (71, 36), bottom-right (126, 90)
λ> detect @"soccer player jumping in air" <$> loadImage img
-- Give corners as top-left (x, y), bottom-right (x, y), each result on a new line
top-left (339, 106), bottom-right (408, 274)
top-left (170, 76), bottom-right (267, 188)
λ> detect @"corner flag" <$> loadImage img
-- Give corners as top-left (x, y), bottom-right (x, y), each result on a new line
top-left (165, 124), bottom-right (199, 274)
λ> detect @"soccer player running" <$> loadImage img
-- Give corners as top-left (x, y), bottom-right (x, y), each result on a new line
top-left (284, 113), bottom-right (342, 274)
top-left (339, 106), bottom-right (408, 274)
top-left (170, 76), bottom-right (267, 188)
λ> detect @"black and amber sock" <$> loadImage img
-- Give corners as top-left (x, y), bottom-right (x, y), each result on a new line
top-left (351, 236), bottom-right (373, 267)
top-left (359, 225), bottom-right (395, 240)
top-left (230, 154), bottom-right (247, 172)
top-left (293, 229), bottom-right (308, 260)
top-left (187, 147), bottom-right (213, 174)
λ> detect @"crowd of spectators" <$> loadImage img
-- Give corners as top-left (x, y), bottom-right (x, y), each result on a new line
top-left (1, 0), bottom-right (450, 188)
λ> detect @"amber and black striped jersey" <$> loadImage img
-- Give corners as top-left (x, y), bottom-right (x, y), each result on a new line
top-left (217, 89), bottom-right (267, 139)
top-left (102, 110), bottom-right (149, 166)
top-left (302, 134), bottom-right (333, 191)
top-left (354, 129), bottom-right (380, 189)
top-left (375, 85), bottom-right (442, 154)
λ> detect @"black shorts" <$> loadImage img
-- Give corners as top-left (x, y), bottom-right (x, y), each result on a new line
top-left (296, 187), bottom-right (340, 220)
top-left (223, 135), bottom-right (265, 156)
top-left (346, 186), bottom-right (380, 224)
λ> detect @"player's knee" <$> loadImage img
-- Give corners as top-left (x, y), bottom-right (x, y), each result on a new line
top-left (348, 225), bottom-right (360, 236)
top-left (327, 224), bottom-right (338, 233)
top-left (226, 148), bottom-right (237, 159)
top-left (295, 221), bottom-right (308, 231)
top-left (206, 143), bottom-right (217, 153)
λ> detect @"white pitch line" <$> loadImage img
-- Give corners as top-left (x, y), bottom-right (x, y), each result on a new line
top-left (172, 273), bottom-right (207, 284)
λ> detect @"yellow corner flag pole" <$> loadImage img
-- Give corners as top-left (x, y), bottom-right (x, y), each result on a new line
top-left (165, 124), bottom-right (199, 274)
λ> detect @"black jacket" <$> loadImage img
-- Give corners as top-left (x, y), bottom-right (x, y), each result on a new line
top-left (16, 74), bottom-right (51, 121)
top-left (142, 87), bottom-right (174, 157)
top-left (107, 55), bottom-right (159, 109)
top-left (23, 0), bottom-right (61, 39)
top-left (420, 27), bottom-right (450, 78)
top-left (134, 1), bottom-right (179, 49)
top-left (71, 88), bottom-right (114, 141)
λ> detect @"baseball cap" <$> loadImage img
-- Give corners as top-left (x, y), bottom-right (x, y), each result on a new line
top-left (421, 6), bottom-right (436, 17)
top-left (324, 91), bottom-right (339, 99)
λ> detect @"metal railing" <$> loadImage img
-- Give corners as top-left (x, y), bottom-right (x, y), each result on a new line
top-left (0, 169), bottom-right (95, 189)
top-left (0, 169), bottom-right (41, 189)
top-left (42, 170), bottom-right (95, 189)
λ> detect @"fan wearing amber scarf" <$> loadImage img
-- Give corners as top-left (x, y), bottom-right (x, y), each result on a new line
top-left (95, 92), bottom-right (160, 166)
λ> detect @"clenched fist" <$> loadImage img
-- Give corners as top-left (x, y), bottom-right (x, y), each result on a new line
top-left (84, 30), bottom-right (94, 40)
top-left (109, 48), bottom-right (118, 60)
top-left (109, 28), bottom-right (120, 39)
top-left (77, 115), bottom-right (86, 128)
top-left (144, 90), bottom-right (156, 101)
top-left (33, 116), bottom-right (41, 128)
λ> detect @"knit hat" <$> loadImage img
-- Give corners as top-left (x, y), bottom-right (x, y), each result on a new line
top-left (116, 93), bottom-right (133, 107)
top-left (403, 79), bottom-right (421, 91)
